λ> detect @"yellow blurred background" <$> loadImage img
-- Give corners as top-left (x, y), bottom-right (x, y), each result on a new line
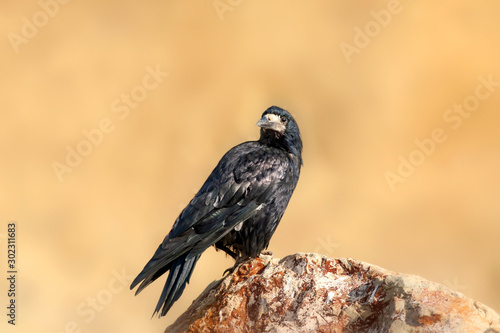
top-left (1, 1), bottom-right (499, 331)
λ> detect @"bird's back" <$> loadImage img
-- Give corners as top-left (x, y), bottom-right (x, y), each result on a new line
top-left (214, 141), bottom-right (301, 259)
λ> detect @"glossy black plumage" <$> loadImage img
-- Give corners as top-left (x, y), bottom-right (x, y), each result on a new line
top-left (130, 106), bottom-right (303, 317)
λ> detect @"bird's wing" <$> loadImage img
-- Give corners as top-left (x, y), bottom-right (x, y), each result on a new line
top-left (170, 142), bottom-right (288, 238)
top-left (131, 143), bottom-right (288, 293)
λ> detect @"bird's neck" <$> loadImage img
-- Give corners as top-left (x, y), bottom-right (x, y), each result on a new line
top-left (259, 130), bottom-right (303, 166)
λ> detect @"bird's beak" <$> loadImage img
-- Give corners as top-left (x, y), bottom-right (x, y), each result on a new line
top-left (257, 114), bottom-right (286, 134)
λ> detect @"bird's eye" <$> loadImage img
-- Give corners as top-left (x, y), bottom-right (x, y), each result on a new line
top-left (280, 116), bottom-right (287, 123)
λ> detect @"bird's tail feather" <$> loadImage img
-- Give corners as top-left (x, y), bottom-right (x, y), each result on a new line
top-left (154, 253), bottom-right (200, 317)
top-left (130, 234), bottom-right (200, 296)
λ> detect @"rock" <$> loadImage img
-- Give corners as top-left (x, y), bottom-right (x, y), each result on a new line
top-left (166, 253), bottom-right (500, 333)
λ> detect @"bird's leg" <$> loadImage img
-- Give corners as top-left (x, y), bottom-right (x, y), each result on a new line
top-left (215, 244), bottom-right (238, 260)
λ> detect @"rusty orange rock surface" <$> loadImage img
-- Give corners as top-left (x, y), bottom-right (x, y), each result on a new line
top-left (167, 253), bottom-right (500, 333)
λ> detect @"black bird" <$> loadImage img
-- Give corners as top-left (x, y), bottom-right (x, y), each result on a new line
top-left (130, 106), bottom-right (303, 317)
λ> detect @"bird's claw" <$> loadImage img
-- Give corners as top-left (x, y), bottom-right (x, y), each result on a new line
top-left (222, 256), bottom-right (248, 276)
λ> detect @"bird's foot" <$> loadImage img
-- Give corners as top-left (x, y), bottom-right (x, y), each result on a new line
top-left (223, 256), bottom-right (249, 276)
top-left (223, 266), bottom-right (234, 277)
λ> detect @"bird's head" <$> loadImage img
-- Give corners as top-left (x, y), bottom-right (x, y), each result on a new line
top-left (257, 106), bottom-right (303, 162)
